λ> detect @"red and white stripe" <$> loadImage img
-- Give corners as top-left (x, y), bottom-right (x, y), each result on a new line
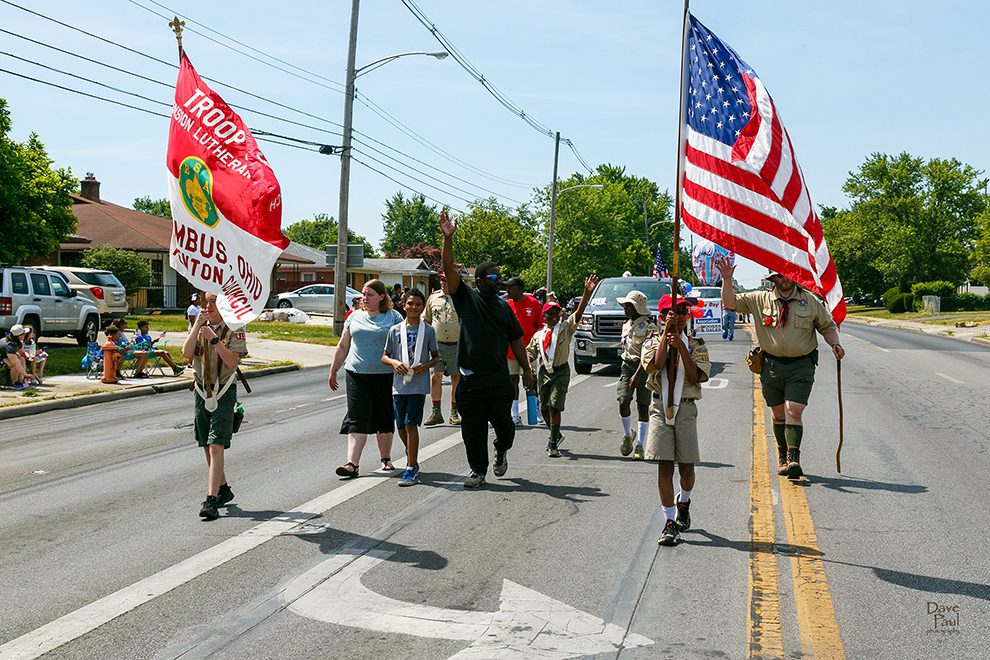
top-left (682, 74), bottom-right (846, 324)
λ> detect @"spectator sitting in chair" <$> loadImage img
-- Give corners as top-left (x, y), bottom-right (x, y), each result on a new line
top-left (21, 326), bottom-right (48, 385)
top-left (104, 325), bottom-right (125, 377)
top-left (2, 324), bottom-right (33, 390)
top-left (132, 320), bottom-right (184, 377)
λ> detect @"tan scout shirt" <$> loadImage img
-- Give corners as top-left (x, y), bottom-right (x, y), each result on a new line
top-left (620, 314), bottom-right (658, 363)
top-left (192, 322), bottom-right (248, 391)
top-left (424, 292), bottom-right (460, 343)
top-left (641, 335), bottom-right (711, 400)
top-left (526, 316), bottom-right (578, 370)
top-left (733, 288), bottom-right (837, 357)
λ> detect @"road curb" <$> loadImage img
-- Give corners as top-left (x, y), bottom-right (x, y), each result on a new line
top-left (0, 364), bottom-right (300, 421)
top-left (844, 315), bottom-right (990, 347)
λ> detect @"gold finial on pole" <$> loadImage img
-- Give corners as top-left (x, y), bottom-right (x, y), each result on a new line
top-left (169, 15), bottom-right (185, 58)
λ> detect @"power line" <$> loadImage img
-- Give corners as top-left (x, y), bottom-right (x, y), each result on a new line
top-left (351, 155), bottom-right (466, 215)
top-left (351, 145), bottom-right (485, 206)
top-left (399, 0), bottom-right (594, 174)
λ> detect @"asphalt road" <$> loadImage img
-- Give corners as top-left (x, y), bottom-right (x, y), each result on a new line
top-left (0, 323), bottom-right (987, 659)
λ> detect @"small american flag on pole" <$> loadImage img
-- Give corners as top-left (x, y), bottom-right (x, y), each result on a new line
top-left (680, 15), bottom-right (845, 324)
top-left (651, 243), bottom-right (670, 279)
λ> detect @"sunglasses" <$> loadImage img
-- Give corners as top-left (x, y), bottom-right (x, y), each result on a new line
top-left (483, 274), bottom-right (502, 281)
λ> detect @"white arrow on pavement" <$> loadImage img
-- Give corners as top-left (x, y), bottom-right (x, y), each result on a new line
top-left (283, 550), bottom-right (654, 659)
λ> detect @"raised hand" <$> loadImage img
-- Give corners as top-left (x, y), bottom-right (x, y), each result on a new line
top-left (715, 257), bottom-right (735, 281)
top-left (439, 209), bottom-right (457, 238)
top-left (584, 274), bottom-right (599, 295)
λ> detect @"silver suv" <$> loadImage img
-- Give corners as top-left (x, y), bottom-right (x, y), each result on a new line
top-left (572, 276), bottom-right (672, 374)
top-left (39, 266), bottom-right (128, 319)
top-left (1, 266), bottom-right (102, 345)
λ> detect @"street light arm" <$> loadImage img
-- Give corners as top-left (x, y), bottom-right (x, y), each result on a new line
top-left (557, 183), bottom-right (604, 195)
top-left (355, 50), bottom-right (448, 78)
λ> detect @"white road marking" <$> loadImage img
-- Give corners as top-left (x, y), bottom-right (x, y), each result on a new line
top-left (321, 394), bottom-right (347, 402)
top-left (875, 346), bottom-right (890, 352)
top-left (936, 372), bottom-right (963, 384)
top-left (0, 373), bottom-right (592, 659)
top-left (603, 381), bottom-right (618, 388)
top-left (285, 551), bottom-right (654, 659)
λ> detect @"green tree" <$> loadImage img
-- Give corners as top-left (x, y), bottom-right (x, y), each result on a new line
top-left (454, 198), bottom-right (537, 279)
top-left (283, 212), bottom-right (377, 257)
top-left (831, 152), bottom-right (986, 292)
top-left (381, 192), bottom-right (440, 254)
top-left (81, 245), bottom-right (151, 294)
top-left (0, 98), bottom-right (77, 263)
top-left (133, 196), bottom-right (172, 219)
top-left (970, 208), bottom-right (990, 286)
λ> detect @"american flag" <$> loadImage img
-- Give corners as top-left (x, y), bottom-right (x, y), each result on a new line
top-left (680, 15), bottom-right (845, 323)
top-left (651, 243), bottom-right (670, 278)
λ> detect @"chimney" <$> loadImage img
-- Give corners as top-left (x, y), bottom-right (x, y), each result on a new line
top-left (80, 172), bottom-right (101, 202)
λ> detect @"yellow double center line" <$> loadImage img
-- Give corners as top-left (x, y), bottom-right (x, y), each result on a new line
top-left (747, 370), bottom-right (845, 658)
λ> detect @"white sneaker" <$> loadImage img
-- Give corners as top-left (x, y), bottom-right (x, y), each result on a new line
top-left (512, 415), bottom-right (523, 427)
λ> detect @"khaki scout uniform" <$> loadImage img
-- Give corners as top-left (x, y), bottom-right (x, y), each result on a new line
top-left (641, 334), bottom-right (710, 462)
top-left (617, 314), bottom-right (657, 406)
top-left (525, 315), bottom-right (578, 411)
top-left (733, 287), bottom-right (837, 406)
top-left (192, 321), bottom-right (248, 448)
top-left (424, 291), bottom-right (460, 376)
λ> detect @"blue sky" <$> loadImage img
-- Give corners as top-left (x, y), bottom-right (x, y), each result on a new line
top-left (2, 1), bottom-right (988, 287)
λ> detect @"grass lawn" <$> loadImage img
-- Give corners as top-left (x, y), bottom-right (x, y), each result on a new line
top-left (125, 314), bottom-right (340, 346)
top-left (845, 306), bottom-right (990, 325)
top-left (34, 344), bottom-right (192, 378)
top-left (124, 314), bottom-right (190, 332)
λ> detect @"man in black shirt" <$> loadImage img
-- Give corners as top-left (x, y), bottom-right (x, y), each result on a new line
top-left (440, 210), bottom-right (534, 487)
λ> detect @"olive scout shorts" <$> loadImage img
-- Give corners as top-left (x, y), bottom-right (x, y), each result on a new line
top-left (616, 359), bottom-right (651, 406)
top-left (645, 398), bottom-right (699, 463)
top-left (760, 354), bottom-right (816, 407)
top-left (194, 386), bottom-right (237, 449)
top-left (537, 363), bottom-right (571, 411)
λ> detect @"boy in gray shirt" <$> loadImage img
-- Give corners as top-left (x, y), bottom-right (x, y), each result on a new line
top-left (382, 289), bottom-right (439, 486)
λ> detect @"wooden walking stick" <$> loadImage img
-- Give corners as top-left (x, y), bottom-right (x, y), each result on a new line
top-left (835, 357), bottom-right (844, 473)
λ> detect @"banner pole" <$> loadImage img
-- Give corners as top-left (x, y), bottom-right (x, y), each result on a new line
top-left (666, 0), bottom-right (691, 419)
top-left (169, 15), bottom-right (185, 60)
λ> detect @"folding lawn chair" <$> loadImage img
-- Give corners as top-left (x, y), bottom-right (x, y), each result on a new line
top-left (82, 342), bottom-right (104, 380)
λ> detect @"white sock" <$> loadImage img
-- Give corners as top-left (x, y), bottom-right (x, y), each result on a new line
top-left (662, 505), bottom-right (676, 521)
top-left (511, 400), bottom-right (519, 418)
top-left (621, 415), bottom-right (633, 436)
top-left (637, 421), bottom-right (650, 446)
top-left (677, 488), bottom-right (692, 503)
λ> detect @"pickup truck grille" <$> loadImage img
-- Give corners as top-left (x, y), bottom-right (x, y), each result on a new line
top-left (594, 315), bottom-right (625, 337)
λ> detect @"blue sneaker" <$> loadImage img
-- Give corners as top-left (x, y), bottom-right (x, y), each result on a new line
top-left (13, 382), bottom-right (33, 391)
top-left (398, 465), bottom-right (420, 487)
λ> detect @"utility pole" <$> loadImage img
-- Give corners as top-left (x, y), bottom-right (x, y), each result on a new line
top-left (642, 199), bottom-right (649, 245)
top-left (546, 131), bottom-right (560, 292)
top-left (333, 0), bottom-right (360, 337)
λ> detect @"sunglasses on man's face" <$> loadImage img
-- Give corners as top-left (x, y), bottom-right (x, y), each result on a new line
top-left (483, 274), bottom-right (502, 281)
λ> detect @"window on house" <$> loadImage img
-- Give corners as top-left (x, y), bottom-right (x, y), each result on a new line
top-left (302, 272), bottom-right (315, 282)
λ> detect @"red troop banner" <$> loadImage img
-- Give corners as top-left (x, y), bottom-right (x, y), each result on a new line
top-left (166, 53), bottom-right (288, 326)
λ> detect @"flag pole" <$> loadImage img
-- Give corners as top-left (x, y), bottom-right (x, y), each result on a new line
top-left (666, 0), bottom-right (691, 419)
top-left (169, 15), bottom-right (185, 59)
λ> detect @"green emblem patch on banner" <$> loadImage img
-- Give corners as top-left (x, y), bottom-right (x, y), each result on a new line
top-left (178, 156), bottom-right (219, 228)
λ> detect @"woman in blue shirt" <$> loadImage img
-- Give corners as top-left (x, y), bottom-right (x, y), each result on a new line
top-left (329, 279), bottom-right (404, 478)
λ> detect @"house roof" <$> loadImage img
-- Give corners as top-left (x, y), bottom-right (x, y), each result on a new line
top-left (282, 241), bottom-right (326, 266)
top-left (361, 258), bottom-right (434, 274)
top-left (61, 194), bottom-right (310, 263)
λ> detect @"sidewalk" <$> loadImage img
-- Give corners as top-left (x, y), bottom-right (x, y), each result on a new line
top-left (844, 313), bottom-right (990, 345)
top-left (0, 334), bottom-right (335, 418)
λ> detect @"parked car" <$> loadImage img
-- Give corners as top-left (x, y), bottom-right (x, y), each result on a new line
top-left (1, 266), bottom-right (101, 345)
top-left (275, 284), bottom-right (362, 312)
top-left (572, 276), bottom-right (673, 374)
top-left (39, 266), bottom-right (128, 320)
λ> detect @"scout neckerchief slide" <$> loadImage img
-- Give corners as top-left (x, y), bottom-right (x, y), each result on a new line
top-left (399, 320), bottom-right (426, 384)
top-left (658, 331), bottom-right (689, 426)
top-left (194, 325), bottom-right (237, 412)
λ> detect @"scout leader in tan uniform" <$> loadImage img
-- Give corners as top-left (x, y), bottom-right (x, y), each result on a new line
top-left (641, 294), bottom-right (711, 547)
top-left (615, 290), bottom-right (658, 460)
top-left (717, 260), bottom-right (845, 479)
top-left (423, 273), bottom-right (461, 426)
top-left (525, 274), bottom-right (598, 458)
top-left (182, 292), bottom-right (248, 521)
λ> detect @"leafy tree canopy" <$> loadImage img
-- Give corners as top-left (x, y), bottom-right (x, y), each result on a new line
top-left (0, 98), bottom-right (77, 263)
top-left (81, 245), bottom-right (151, 294)
top-left (133, 196), bottom-right (171, 219)
top-left (453, 197), bottom-right (537, 281)
top-left (970, 208), bottom-right (990, 287)
top-left (381, 192), bottom-right (440, 254)
top-left (283, 212), bottom-right (377, 258)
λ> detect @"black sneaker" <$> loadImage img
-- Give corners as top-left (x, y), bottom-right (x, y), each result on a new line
top-left (217, 483), bottom-right (234, 507)
top-left (493, 451), bottom-right (508, 477)
top-left (675, 498), bottom-right (691, 532)
top-left (463, 472), bottom-right (486, 488)
top-left (659, 519), bottom-right (680, 546)
top-left (547, 443), bottom-right (561, 458)
top-left (199, 495), bottom-right (220, 520)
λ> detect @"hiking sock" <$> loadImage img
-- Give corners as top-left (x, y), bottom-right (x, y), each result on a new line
top-left (637, 421), bottom-right (650, 446)
top-left (772, 422), bottom-right (786, 449)
top-left (432, 400), bottom-right (441, 413)
top-left (511, 400), bottom-right (520, 418)
top-left (621, 415), bottom-right (633, 437)
top-left (662, 505), bottom-right (676, 522)
top-left (677, 488), bottom-right (692, 503)
top-left (784, 424), bottom-right (803, 449)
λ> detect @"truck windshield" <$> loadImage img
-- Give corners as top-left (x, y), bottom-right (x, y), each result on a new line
top-left (592, 281), bottom-right (672, 307)
top-left (693, 286), bottom-right (721, 299)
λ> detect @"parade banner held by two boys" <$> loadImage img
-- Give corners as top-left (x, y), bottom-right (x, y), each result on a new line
top-left (166, 53), bottom-right (288, 326)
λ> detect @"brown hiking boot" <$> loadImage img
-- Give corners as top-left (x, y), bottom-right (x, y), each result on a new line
top-left (448, 408), bottom-right (461, 426)
top-left (424, 409), bottom-right (444, 426)
top-left (776, 442), bottom-right (789, 476)
top-left (785, 447), bottom-right (803, 479)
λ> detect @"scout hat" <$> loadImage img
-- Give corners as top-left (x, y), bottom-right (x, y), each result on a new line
top-left (616, 290), bottom-right (649, 316)
top-left (542, 301), bottom-right (562, 314)
top-left (763, 270), bottom-right (784, 280)
top-left (9, 323), bottom-right (26, 336)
